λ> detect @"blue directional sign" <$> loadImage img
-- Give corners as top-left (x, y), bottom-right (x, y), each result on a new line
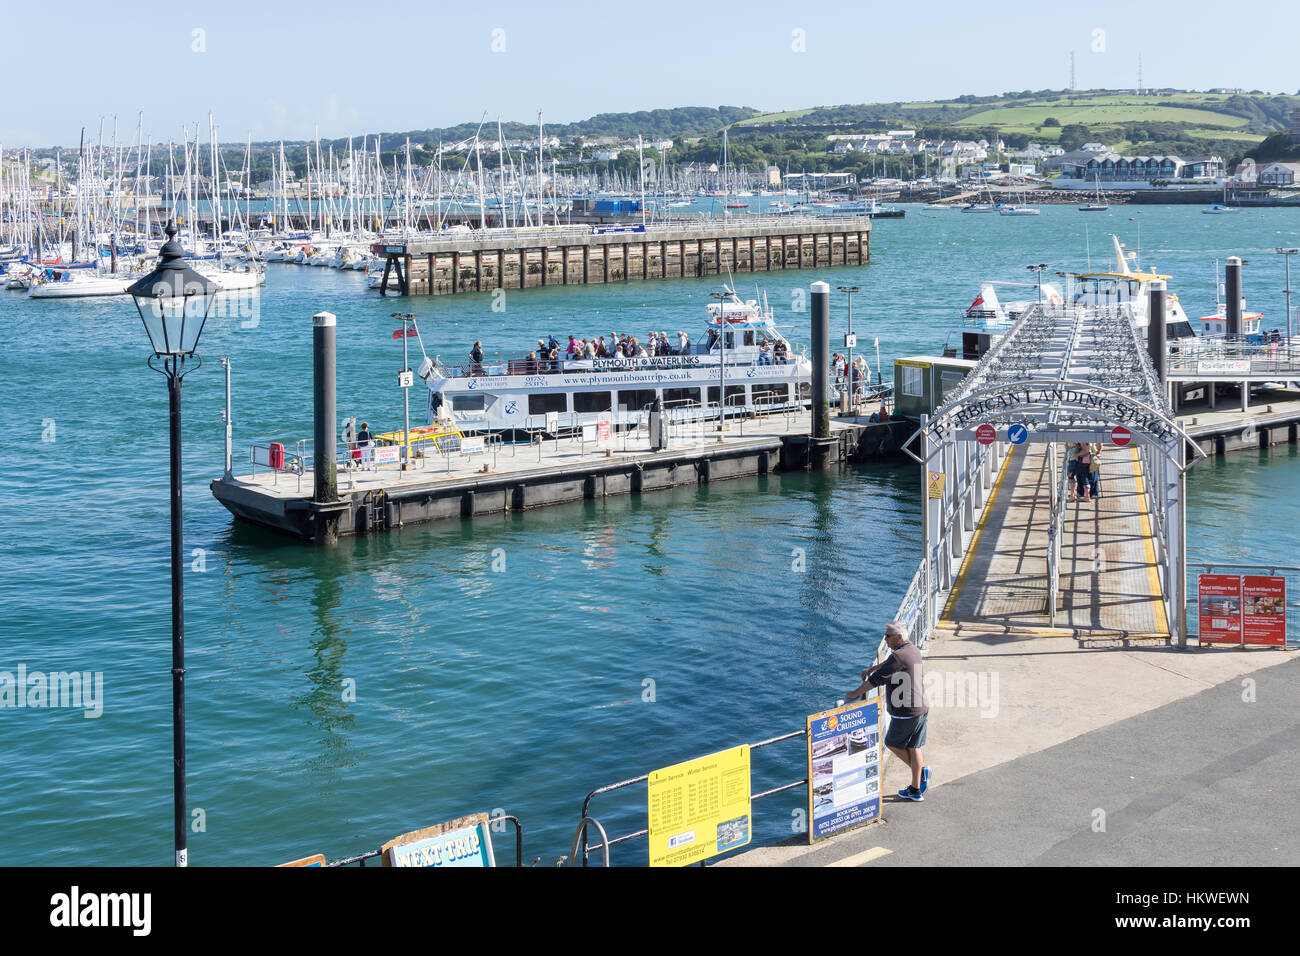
top-left (1007, 424), bottom-right (1029, 445)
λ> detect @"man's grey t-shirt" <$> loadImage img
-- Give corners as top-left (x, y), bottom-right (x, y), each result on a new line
top-left (868, 639), bottom-right (930, 719)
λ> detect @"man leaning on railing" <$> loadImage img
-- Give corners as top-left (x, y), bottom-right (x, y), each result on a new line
top-left (846, 620), bottom-right (932, 803)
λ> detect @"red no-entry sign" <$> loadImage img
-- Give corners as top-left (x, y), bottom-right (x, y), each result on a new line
top-left (1111, 426), bottom-right (1132, 446)
top-left (975, 423), bottom-right (996, 445)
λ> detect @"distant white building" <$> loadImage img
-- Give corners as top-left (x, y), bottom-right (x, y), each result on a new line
top-left (1257, 162), bottom-right (1300, 186)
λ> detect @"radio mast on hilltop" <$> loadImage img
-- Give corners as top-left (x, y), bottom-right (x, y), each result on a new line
top-left (1137, 54), bottom-right (1144, 95)
top-left (1070, 51), bottom-right (1076, 92)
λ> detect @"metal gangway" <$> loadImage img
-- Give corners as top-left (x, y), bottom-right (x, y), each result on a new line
top-left (893, 300), bottom-right (1205, 645)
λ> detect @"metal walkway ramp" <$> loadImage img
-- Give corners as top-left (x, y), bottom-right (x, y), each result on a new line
top-left (893, 295), bottom-right (1204, 646)
top-left (941, 443), bottom-right (1168, 636)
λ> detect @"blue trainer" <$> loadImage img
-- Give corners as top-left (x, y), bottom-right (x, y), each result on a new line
top-left (897, 786), bottom-right (924, 802)
top-left (921, 766), bottom-right (931, 794)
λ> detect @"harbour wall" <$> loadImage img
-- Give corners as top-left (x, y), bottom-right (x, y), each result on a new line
top-left (370, 216), bottom-right (871, 296)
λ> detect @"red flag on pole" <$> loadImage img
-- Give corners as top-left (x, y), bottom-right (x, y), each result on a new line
top-left (392, 327), bottom-right (417, 339)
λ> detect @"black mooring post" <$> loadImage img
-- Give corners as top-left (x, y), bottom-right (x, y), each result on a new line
top-left (1148, 279), bottom-right (1167, 382)
top-left (1225, 256), bottom-right (1242, 337)
top-left (313, 311), bottom-right (338, 505)
top-left (811, 281), bottom-right (831, 441)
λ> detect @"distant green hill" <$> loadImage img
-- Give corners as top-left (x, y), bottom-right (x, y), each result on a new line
top-left (319, 106), bottom-right (760, 151)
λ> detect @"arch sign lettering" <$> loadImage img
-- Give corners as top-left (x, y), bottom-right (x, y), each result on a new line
top-left (903, 380), bottom-right (1205, 471)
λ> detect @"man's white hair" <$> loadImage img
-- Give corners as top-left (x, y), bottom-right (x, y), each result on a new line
top-left (884, 621), bottom-right (905, 639)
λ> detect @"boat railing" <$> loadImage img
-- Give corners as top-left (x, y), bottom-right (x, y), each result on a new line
top-left (435, 347), bottom-right (800, 380)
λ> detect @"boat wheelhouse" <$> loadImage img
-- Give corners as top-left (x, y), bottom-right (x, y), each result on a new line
top-left (419, 287), bottom-right (813, 436)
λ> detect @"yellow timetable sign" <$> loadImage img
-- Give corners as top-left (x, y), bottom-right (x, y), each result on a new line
top-left (648, 745), bottom-right (751, 867)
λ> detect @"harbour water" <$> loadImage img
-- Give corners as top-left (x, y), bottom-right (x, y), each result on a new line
top-left (2, 204), bottom-right (1297, 865)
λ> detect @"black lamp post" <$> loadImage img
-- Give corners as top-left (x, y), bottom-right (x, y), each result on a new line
top-left (126, 221), bottom-right (218, 868)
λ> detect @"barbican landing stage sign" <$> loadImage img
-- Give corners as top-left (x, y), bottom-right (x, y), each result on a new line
top-left (925, 383), bottom-right (1178, 445)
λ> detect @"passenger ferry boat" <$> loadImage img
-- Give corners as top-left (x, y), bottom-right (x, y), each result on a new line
top-left (947, 235), bottom-right (1204, 359)
top-left (417, 286), bottom-right (813, 436)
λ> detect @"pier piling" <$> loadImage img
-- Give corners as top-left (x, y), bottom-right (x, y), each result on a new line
top-left (810, 281), bottom-right (833, 468)
top-left (1225, 256), bottom-right (1242, 336)
top-left (1147, 279), bottom-right (1167, 383)
top-left (313, 311), bottom-right (339, 508)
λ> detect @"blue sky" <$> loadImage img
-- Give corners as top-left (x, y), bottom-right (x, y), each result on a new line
top-left (3, 0), bottom-right (1298, 147)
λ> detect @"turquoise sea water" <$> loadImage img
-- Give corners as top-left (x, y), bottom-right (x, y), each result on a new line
top-left (2, 204), bottom-right (1298, 865)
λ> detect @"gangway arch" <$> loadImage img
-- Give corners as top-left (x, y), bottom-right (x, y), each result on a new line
top-left (896, 378), bottom-right (1206, 647)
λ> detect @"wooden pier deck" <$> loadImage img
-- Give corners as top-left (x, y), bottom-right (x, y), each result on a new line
top-left (370, 216), bottom-right (870, 296)
top-left (941, 443), bottom-right (1168, 637)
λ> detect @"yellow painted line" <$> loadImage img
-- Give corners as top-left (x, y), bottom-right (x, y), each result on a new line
top-left (1129, 447), bottom-right (1170, 636)
top-left (941, 445), bottom-right (1016, 621)
top-left (827, 846), bottom-right (893, 867)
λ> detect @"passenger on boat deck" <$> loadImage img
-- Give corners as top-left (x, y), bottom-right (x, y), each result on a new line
top-left (759, 340), bottom-right (772, 365)
top-left (660, 332), bottom-right (670, 355)
top-left (678, 330), bottom-right (691, 354)
top-left (566, 335), bottom-right (578, 357)
top-left (596, 335), bottom-right (607, 357)
top-left (470, 340), bottom-right (484, 374)
top-left (774, 339), bottom-right (787, 364)
top-left (647, 333), bottom-right (658, 357)
top-left (526, 352), bottom-right (538, 373)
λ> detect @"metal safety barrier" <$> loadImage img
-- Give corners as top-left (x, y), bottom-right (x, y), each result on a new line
top-left (573, 730), bottom-right (809, 866)
top-left (1185, 562), bottom-right (1300, 648)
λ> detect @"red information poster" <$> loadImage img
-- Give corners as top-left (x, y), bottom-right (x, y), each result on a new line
top-left (1241, 576), bottom-right (1287, 646)
top-left (1198, 575), bottom-right (1243, 644)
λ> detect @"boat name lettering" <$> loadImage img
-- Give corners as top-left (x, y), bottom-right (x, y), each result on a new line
top-left (592, 356), bottom-right (702, 371)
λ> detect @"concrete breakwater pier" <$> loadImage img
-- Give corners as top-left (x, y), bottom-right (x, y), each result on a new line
top-left (210, 413), bottom-right (904, 542)
top-left (368, 215), bottom-right (871, 296)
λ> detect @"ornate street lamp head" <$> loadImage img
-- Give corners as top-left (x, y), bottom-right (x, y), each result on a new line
top-left (127, 222), bottom-right (219, 357)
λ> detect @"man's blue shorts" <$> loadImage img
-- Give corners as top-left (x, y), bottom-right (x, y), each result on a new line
top-left (885, 713), bottom-right (927, 749)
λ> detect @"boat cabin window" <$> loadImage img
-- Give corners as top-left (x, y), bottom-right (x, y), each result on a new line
top-left (452, 394), bottom-right (488, 411)
top-left (901, 366), bottom-right (924, 397)
top-left (743, 331), bottom-right (756, 346)
top-left (1167, 321), bottom-right (1195, 339)
top-left (574, 390), bottom-right (613, 413)
top-left (708, 385), bottom-right (747, 406)
top-left (752, 384), bottom-right (789, 403)
top-left (617, 389), bottom-right (658, 412)
top-left (528, 392), bottom-right (568, 415)
top-left (662, 387), bottom-right (701, 407)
